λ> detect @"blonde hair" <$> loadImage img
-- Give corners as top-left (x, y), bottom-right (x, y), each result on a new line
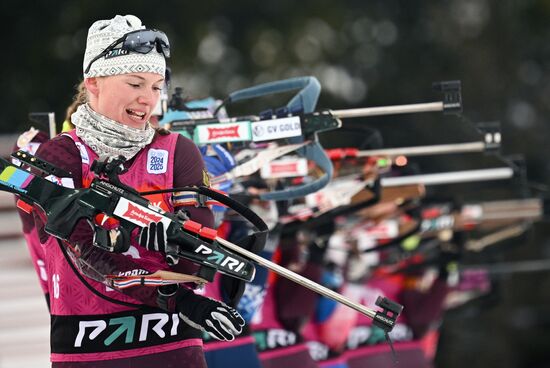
top-left (63, 81), bottom-right (88, 130)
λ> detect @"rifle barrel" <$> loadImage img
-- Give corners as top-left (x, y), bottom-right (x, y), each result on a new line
top-left (476, 198), bottom-right (542, 215)
top-left (381, 168), bottom-right (514, 187)
top-left (461, 259), bottom-right (550, 274)
top-left (217, 237), bottom-right (377, 319)
top-left (357, 141), bottom-right (486, 158)
top-left (332, 102), bottom-right (444, 119)
top-left (466, 223), bottom-right (530, 252)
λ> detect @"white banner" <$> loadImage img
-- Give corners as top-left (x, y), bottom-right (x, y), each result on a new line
top-left (195, 122), bottom-right (252, 144)
top-left (260, 157), bottom-right (308, 179)
top-left (251, 116), bottom-right (302, 142)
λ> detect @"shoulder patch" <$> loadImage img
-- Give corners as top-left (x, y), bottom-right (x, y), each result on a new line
top-left (147, 149), bottom-right (169, 174)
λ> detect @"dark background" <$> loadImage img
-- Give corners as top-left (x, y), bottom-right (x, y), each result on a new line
top-left (1, 1), bottom-right (549, 366)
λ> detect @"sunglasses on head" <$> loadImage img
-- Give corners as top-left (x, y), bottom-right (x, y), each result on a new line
top-left (85, 29), bottom-right (170, 74)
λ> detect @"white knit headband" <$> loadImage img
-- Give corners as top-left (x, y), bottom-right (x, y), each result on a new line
top-left (83, 14), bottom-right (166, 79)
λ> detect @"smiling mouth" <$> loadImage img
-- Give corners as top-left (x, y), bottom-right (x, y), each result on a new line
top-left (126, 109), bottom-right (146, 120)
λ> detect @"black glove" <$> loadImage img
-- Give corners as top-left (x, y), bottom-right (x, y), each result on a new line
top-left (139, 221), bottom-right (168, 252)
top-left (176, 288), bottom-right (245, 341)
top-left (92, 223), bottom-right (130, 253)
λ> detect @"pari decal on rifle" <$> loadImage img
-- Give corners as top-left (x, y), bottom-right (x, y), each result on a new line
top-left (195, 244), bottom-right (247, 273)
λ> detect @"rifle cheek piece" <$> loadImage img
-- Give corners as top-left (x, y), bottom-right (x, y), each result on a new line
top-left (372, 296), bottom-right (404, 333)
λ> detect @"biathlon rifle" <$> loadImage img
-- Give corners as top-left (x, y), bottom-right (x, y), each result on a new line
top-left (163, 77), bottom-right (462, 201)
top-left (325, 121), bottom-right (502, 162)
top-left (165, 78), bottom-right (462, 145)
top-left (8, 150), bottom-right (257, 283)
top-left (279, 121), bottom-right (503, 224)
top-left (420, 198), bottom-right (545, 236)
top-left (304, 163), bottom-right (520, 259)
top-left (281, 162), bottom-right (515, 227)
top-left (1, 150), bottom-right (403, 333)
top-left (366, 197), bottom-right (547, 275)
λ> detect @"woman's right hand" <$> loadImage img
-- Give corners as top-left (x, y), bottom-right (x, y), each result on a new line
top-left (175, 288), bottom-right (245, 341)
top-left (138, 221), bottom-right (168, 252)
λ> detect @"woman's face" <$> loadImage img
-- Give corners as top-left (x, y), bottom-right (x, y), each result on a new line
top-left (92, 73), bottom-right (164, 129)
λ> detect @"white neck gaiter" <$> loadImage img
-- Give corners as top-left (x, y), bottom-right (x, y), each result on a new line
top-left (71, 103), bottom-right (155, 160)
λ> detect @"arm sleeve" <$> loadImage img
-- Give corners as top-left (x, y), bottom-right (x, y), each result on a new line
top-left (34, 136), bottom-right (177, 311)
top-left (172, 134), bottom-right (214, 227)
top-left (170, 135), bottom-right (214, 277)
